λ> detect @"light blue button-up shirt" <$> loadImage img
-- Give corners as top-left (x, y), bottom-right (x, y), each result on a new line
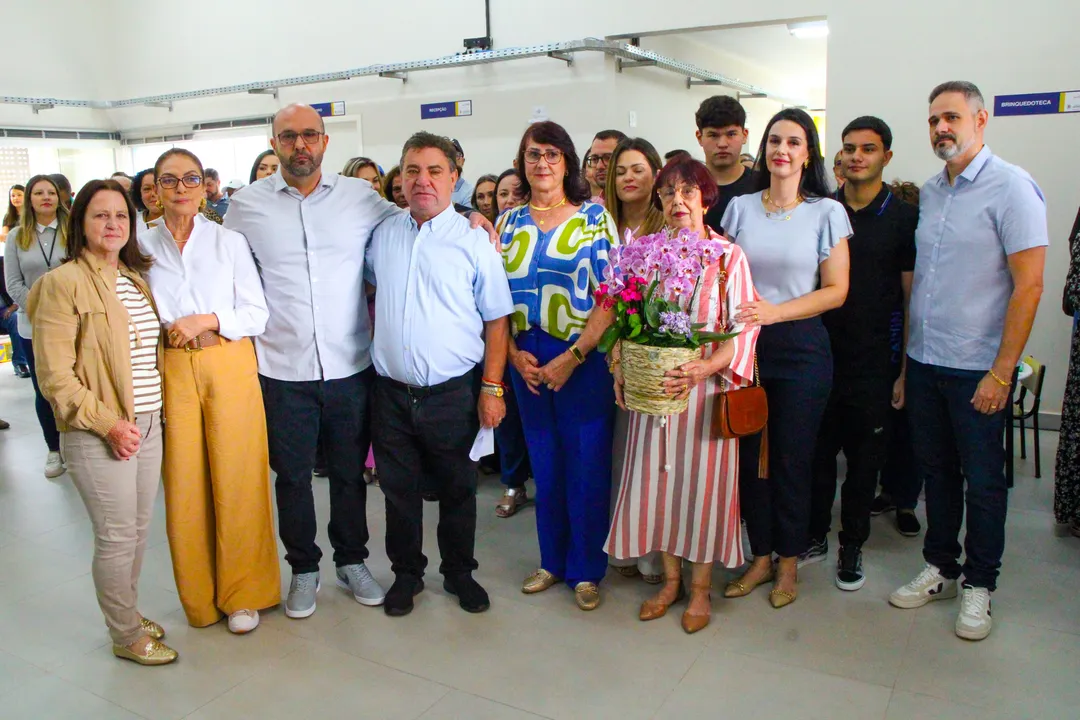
top-left (366, 203), bottom-right (513, 387)
top-left (452, 176), bottom-right (475, 209)
top-left (908, 146), bottom-right (1048, 371)
top-left (224, 172), bottom-right (402, 381)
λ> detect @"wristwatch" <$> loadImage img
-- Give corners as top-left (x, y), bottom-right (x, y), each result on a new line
top-left (481, 384), bottom-right (505, 398)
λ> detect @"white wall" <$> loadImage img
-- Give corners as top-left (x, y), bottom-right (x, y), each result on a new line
top-left (6, 0), bottom-right (1078, 412)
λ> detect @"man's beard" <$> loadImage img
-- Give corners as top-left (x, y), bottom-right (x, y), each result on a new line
top-left (285, 150), bottom-right (322, 177)
top-left (934, 133), bottom-right (973, 161)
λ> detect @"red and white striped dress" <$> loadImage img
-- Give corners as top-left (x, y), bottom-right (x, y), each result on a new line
top-left (605, 236), bottom-right (759, 567)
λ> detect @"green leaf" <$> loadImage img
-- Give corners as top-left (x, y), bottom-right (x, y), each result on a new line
top-left (696, 330), bottom-right (740, 344)
top-left (629, 313), bottom-right (642, 327)
top-left (629, 325), bottom-right (642, 339)
top-left (644, 301), bottom-right (661, 328)
top-left (597, 325), bottom-right (622, 354)
top-left (645, 277), bottom-right (660, 303)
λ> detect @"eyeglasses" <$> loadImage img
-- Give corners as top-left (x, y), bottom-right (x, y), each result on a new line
top-left (157, 174), bottom-right (203, 189)
top-left (586, 153), bottom-right (614, 167)
top-left (524, 149), bottom-right (564, 165)
top-left (276, 130), bottom-right (324, 147)
top-left (657, 185), bottom-right (701, 202)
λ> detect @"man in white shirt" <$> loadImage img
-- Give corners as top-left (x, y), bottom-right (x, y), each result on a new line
top-left (224, 104), bottom-right (401, 619)
top-left (366, 131), bottom-right (513, 617)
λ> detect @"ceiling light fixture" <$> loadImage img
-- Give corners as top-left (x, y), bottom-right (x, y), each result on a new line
top-left (788, 20), bottom-right (829, 39)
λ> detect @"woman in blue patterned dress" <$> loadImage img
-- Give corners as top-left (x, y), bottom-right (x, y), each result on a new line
top-left (498, 121), bottom-right (618, 611)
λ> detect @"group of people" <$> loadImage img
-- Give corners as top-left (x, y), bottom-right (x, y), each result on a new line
top-left (0, 78), bottom-right (1051, 668)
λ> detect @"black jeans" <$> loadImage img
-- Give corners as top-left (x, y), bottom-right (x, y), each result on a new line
top-left (906, 358), bottom-right (1008, 591)
top-left (24, 337), bottom-right (60, 452)
top-left (880, 405), bottom-right (920, 510)
top-left (373, 373), bottom-right (481, 579)
top-left (810, 377), bottom-right (893, 548)
top-left (260, 369), bottom-right (374, 574)
top-left (739, 318), bottom-right (833, 559)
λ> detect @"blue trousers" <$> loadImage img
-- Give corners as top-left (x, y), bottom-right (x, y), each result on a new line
top-left (495, 373), bottom-right (531, 488)
top-left (906, 358), bottom-right (1008, 590)
top-left (24, 337), bottom-right (61, 452)
top-left (510, 329), bottom-right (614, 587)
top-left (1, 309), bottom-right (27, 368)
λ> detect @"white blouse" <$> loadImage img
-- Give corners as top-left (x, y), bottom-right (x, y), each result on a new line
top-left (138, 214), bottom-right (269, 339)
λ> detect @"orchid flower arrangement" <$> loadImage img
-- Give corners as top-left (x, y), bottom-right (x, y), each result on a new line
top-left (595, 228), bottom-right (738, 353)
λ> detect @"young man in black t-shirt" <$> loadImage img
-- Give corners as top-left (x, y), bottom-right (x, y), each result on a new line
top-left (806, 116), bottom-right (918, 591)
top-left (696, 96), bottom-right (755, 234)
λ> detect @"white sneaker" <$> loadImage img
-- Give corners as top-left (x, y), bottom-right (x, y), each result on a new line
top-left (44, 451), bottom-right (65, 478)
top-left (228, 609), bottom-right (260, 634)
top-left (956, 586), bottom-right (992, 641)
top-left (889, 563), bottom-right (958, 609)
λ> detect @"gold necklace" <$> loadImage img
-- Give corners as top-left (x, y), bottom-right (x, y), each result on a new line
top-left (763, 190), bottom-right (803, 221)
top-left (529, 197), bottom-right (567, 227)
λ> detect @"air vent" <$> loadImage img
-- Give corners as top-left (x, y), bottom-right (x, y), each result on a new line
top-left (0, 127), bottom-right (121, 140)
top-left (193, 116), bottom-right (272, 131)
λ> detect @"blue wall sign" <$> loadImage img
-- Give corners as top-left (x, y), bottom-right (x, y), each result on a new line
top-left (311, 101), bottom-right (346, 118)
top-left (420, 100), bottom-right (473, 120)
top-left (993, 91), bottom-right (1080, 116)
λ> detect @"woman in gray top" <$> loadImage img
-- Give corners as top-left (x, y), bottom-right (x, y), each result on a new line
top-left (4, 174), bottom-right (69, 477)
top-left (719, 109), bottom-right (852, 609)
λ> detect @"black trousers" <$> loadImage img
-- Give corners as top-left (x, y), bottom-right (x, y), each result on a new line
top-left (809, 376), bottom-right (893, 548)
top-left (739, 318), bottom-right (833, 559)
top-left (373, 373), bottom-right (481, 579)
top-left (260, 369), bottom-right (374, 574)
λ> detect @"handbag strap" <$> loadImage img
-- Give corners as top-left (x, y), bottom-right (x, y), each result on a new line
top-left (716, 244), bottom-right (759, 387)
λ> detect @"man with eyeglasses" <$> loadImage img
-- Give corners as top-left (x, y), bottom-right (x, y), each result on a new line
top-left (586, 129), bottom-right (627, 206)
top-left (224, 104), bottom-right (496, 620)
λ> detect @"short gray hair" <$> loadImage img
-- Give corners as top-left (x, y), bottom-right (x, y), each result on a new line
top-left (399, 131), bottom-right (459, 174)
top-left (929, 81), bottom-right (985, 110)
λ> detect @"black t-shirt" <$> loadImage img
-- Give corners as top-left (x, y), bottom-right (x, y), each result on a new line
top-left (822, 186), bottom-right (917, 379)
top-left (704, 168), bottom-right (755, 235)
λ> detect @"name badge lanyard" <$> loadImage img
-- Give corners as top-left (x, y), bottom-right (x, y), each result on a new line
top-left (37, 228), bottom-right (58, 269)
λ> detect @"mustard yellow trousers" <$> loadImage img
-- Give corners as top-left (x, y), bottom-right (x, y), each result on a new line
top-left (163, 337), bottom-right (280, 627)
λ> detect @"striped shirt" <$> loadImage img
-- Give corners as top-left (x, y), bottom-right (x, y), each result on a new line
top-left (116, 274), bottom-right (162, 414)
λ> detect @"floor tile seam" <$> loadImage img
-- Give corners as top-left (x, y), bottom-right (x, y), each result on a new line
top-left (719, 644), bottom-right (900, 692)
top-left (650, 623), bottom-right (722, 718)
top-left (52, 672), bottom-right (156, 720)
top-left (177, 643), bottom-right (316, 719)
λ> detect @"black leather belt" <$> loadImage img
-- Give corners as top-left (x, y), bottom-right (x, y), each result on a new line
top-left (380, 371), bottom-right (473, 399)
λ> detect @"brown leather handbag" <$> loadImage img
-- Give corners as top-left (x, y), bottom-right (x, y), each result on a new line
top-left (710, 252), bottom-right (768, 440)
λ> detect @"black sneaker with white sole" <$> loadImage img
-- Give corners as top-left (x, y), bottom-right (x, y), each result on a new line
top-left (896, 509), bottom-right (922, 537)
top-left (796, 537), bottom-right (829, 568)
top-left (835, 544), bottom-right (865, 591)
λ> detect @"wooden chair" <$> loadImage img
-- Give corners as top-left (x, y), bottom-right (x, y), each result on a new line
top-left (1013, 356), bottom-right (1047, 478)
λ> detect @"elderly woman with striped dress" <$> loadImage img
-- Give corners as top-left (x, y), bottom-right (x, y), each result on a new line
top-left (605, 156), bottom-right (758, 634)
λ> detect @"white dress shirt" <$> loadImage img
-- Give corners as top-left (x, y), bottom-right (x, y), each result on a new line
top-left (223, 172), bottom-right (402, 381)
top-left (138, 213), bottom-right (268, 339)
top-left (366, 204), bottom-right (513, 387)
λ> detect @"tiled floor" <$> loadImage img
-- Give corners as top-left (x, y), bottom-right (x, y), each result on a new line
top-left (1, 367), bottom-right (1078, 720)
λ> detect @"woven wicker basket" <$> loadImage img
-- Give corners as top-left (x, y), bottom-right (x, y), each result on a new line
top-left (620, 341), bottom-right (701, 416)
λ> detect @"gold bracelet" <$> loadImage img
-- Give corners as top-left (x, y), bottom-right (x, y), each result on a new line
top-left (988, 368), bottom-right (1011, 387)
top-left (569, 345), bottom-right (586, 365)
top-left (608, 357), bottom-right (621, 375)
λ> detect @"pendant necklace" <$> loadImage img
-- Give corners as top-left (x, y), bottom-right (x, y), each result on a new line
top-left (763, 190), bottom-right (802, 221)
top-left (530, 197), bottom-right (567, 227)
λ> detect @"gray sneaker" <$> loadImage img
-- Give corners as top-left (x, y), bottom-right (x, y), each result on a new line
top-left (336, 563), bottom-right (386, 607)
top-left (285, 572), bottom-right (320, 619)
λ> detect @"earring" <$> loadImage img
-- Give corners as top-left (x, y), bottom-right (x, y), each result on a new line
top-left (199, 198), bottom-right (207, 212)
top-left (803, 159), bottom-right (810, 169)
top-left (156, 199), bottom-right (164, 210)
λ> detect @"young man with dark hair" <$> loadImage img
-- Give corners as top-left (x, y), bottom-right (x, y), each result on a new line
top-left (664, 149), bottom-right (691, 163)
top-left (806, 115), bottom-right (918, 592)
top-left (586, 129), bottom-right (628, 205)
top-left (204, 168), bottom-right (229, 217)
top-left (695, 95), bottom-right (754, 233)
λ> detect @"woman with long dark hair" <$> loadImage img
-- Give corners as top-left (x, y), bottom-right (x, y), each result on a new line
top-left (471, 174), bottom-right (498, 223)
top-left (249, 149), bottom-right (280, 185)
top-left (720, 108), bottom-right (851, 608)
top-left (498, 121), bottom-right (618, 610)
top-left (1, 184), bottom-right (24, 241)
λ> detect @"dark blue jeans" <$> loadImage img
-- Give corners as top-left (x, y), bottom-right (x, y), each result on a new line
top-left (1, 309), bottom-right (27, 368)
top-left (260, 368), bottom-right (374, 574)
top-left (24, 337), bottom-right (60, 452)
top-left (906, 358), bottom-right (1008, 590)
top-left (880, 405), bottom-right (920, 510)
top-left (495, 373), bottom-right (531, 488)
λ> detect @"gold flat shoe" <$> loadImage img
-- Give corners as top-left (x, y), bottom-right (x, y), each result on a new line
top-left (522, 568), bottom-right (559, 594)
top-left (112, 638), bottom-right (178, 666)
top-left (496, 487), bottom-right (530, 518)
top-left (611, 564), bottom-right (640, 578)
top-left (639, 581), bottom-right (685, 621)
top-left (723, 566), bottom-right (776, 598)
top-left (769, 587), bottom-right (797, 609)
top-left (575, 582), bottom-right (601, 611)
top-left (140, 617), bottom-right (165, 640)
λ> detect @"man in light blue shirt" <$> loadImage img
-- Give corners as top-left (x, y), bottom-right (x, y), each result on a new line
top-left (889, 82), bottom-right (1047, 642)
top-left (367, 131), bottom-right (513, 617)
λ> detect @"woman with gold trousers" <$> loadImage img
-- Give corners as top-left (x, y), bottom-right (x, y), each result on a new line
top-left (139, 149), bottom-right (279, 634)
